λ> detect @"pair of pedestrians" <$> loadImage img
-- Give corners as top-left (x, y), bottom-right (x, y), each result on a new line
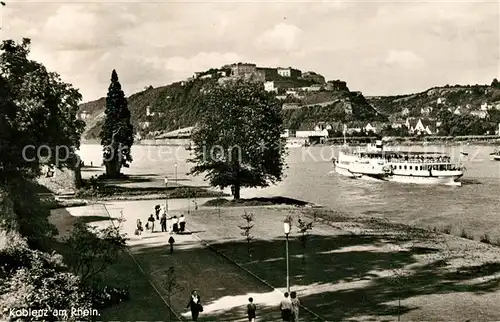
top-left (246, 293), bottom-right (300, 322)
top-left (279, 292), bottom-right (300, 321)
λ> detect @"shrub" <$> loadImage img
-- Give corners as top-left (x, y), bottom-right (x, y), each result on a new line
top-left (64, 221), bottom-right (127, 286)
top-left (460, 229), bottom-right (472, 240)
top-left (0, 234), bottom-right (92, 321)
top-left (90, 285), bottom-right (129, 309)
top-left (480, 234), bottom-right (491, 244)
top-left (441, 225), bottom-right (452, 234)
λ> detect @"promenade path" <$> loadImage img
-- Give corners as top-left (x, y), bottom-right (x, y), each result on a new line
top-left (60, 199), bottom-right (322, 321)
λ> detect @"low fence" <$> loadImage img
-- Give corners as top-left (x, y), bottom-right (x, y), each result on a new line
top-left (139, 138), bottom-right (191, 146)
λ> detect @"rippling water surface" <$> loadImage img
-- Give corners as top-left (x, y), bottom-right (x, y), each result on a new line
top-left (80, 144), bottom-right (500, 239)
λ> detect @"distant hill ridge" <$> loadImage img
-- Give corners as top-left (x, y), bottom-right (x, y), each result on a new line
top-left (367, 83), bottom-right (500, 121)
top-left (78, 64), bottom-right (500, 140)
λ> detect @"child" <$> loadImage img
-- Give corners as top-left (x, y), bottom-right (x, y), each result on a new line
top-left (247, 297), bottom-right (256, 322)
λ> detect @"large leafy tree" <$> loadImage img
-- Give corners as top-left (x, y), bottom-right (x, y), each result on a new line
top-left (99, 70), bottom-right (134, 178)
top-left (0, 38), bottom-right (85, 244)
top-left (189, 79), bottom-right (287, 199)
top-left (0, 38), bottom-right (85, 182)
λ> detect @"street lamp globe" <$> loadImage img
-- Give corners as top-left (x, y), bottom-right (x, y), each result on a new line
top-left (164, 177), bottom-right (168, 185)
top-left (283, 221), bottom-right (291, 235)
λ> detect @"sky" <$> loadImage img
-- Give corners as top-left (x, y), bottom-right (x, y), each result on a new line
top-left (0, 0), bottom-right (498, 102)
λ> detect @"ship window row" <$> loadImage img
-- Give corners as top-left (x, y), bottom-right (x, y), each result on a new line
top-left (392, 164), bottom-right (459, 171)
top-left (360, 155), bottom-right (451, 163)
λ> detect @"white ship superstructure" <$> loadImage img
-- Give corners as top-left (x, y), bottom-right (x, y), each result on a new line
top-left (333, 141), bottom-right (465, 186)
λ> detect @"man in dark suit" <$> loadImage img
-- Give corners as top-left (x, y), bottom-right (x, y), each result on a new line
top-left (186, 290), bottom-right (202, 321)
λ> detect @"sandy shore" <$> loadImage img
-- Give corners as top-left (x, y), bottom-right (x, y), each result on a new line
top-left (50, 198), bottom-right (500, 321)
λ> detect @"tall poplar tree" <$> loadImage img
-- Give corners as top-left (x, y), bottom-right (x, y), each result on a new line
top-left (100, 70), bottom-right (134, 178)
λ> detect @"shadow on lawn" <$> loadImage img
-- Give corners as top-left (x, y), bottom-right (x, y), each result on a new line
top-left (133, 233), bottom-right (500, 321)
top-left (203, 196), bottom-right (312, 207)
top-left (76, 215), bottom-right (120, 224)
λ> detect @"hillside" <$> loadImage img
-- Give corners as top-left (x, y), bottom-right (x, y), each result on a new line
top-left (282, 91), bottom-right (386, 130)
top-left (78, 68), bottom-right (384, 140)
top-left (367, 83), bottom-right (500, 120)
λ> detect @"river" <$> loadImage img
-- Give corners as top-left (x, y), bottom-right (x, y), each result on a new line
top-left (79, 143), bottom-right (500, 240)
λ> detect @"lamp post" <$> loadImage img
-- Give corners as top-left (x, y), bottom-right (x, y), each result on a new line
top-left (283, 220), bottom-right (291, 293)
top-left (174, 162), bottom-right (178, 184)
top-left (164, 177), bottom-right (169, 213)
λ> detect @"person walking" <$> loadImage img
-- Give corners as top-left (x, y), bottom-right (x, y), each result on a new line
top-left (173, 215), bottom-right (179, 234)
top-left (247, 297), bottom-right (256, 322)
top-left (155, 205), bottom-right (161, 220)
top-left (147, 214), bottom-right (155, 232)
top-left (179, 214), bottom-right (186, 233)
top-left (160, 214), bottom-right (167, 232)
top-left (168, 236), bottom-right (175, 254)
top-left (290, 291), bottom-right (300, 321)
top-left (279, 292), bottom-right (292, 321)
top-left (135, 219), bottom-right (143, 239)
top-left (186, 290), bottom-right (203, 321)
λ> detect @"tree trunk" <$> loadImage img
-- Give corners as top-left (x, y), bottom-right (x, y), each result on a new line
top-left (104, 160), bottom-right (122, 178)
top-left (104, 129), bottom-right (122, 178)
top-left (74, 161), bottom-right (83, 188)
top-left (233, 183), bottom-right (241, 200)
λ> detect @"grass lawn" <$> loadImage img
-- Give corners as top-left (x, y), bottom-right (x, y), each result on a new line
top-left (98, 250), bottom-right (178, 321)
top-left (185, 205), bottom-right (500, 321)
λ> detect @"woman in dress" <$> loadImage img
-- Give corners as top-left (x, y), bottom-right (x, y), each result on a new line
top-left (290, 291), bottom-right (300, 322)
top-left (136, 219), bottom-right (143, 239)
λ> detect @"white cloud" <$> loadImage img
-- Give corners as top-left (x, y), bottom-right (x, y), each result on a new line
top-left (256, 23), bottom-right (302, 51)
top-left (2, 1), bottom-right (497, 100)
top-left (384, 50), bottom-right (425, 69)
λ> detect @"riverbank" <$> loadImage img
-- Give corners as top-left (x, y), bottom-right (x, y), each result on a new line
top-left (75, 169), bottom-right (228, 201)
top-left (56, 197), bottom-right (500, 321)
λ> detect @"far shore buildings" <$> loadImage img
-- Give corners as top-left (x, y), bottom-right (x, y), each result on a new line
top-left (277, 67), bottom-right (302, 79)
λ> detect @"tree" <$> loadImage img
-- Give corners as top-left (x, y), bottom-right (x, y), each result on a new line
top-left (100, 70), bottom-right (134, 178)
top-left (238, 211), bottom-right (255, 257)
top-left (0, 38), bottom-right (85, 245)
top-left (161, 266), bottom-right (184, 322)
top-left (390, 267), bottom-right (409, 321)
top-left (0, 38), bottom-right (85, 182)
top-left (189, 79), bottom-right (287, 199)
top-left (297, 216), bottom-right (314, 249)
top-left (491, 78), bottom-right (500, 89)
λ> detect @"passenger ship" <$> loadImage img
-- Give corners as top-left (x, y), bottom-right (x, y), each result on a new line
top-left (333, 141), bottom-right (466, 186)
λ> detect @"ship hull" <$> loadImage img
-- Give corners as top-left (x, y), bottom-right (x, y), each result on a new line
top-left (333, 148), bottom-right (464, 186)
top-left (334, 164), bottom-right (462, 186)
